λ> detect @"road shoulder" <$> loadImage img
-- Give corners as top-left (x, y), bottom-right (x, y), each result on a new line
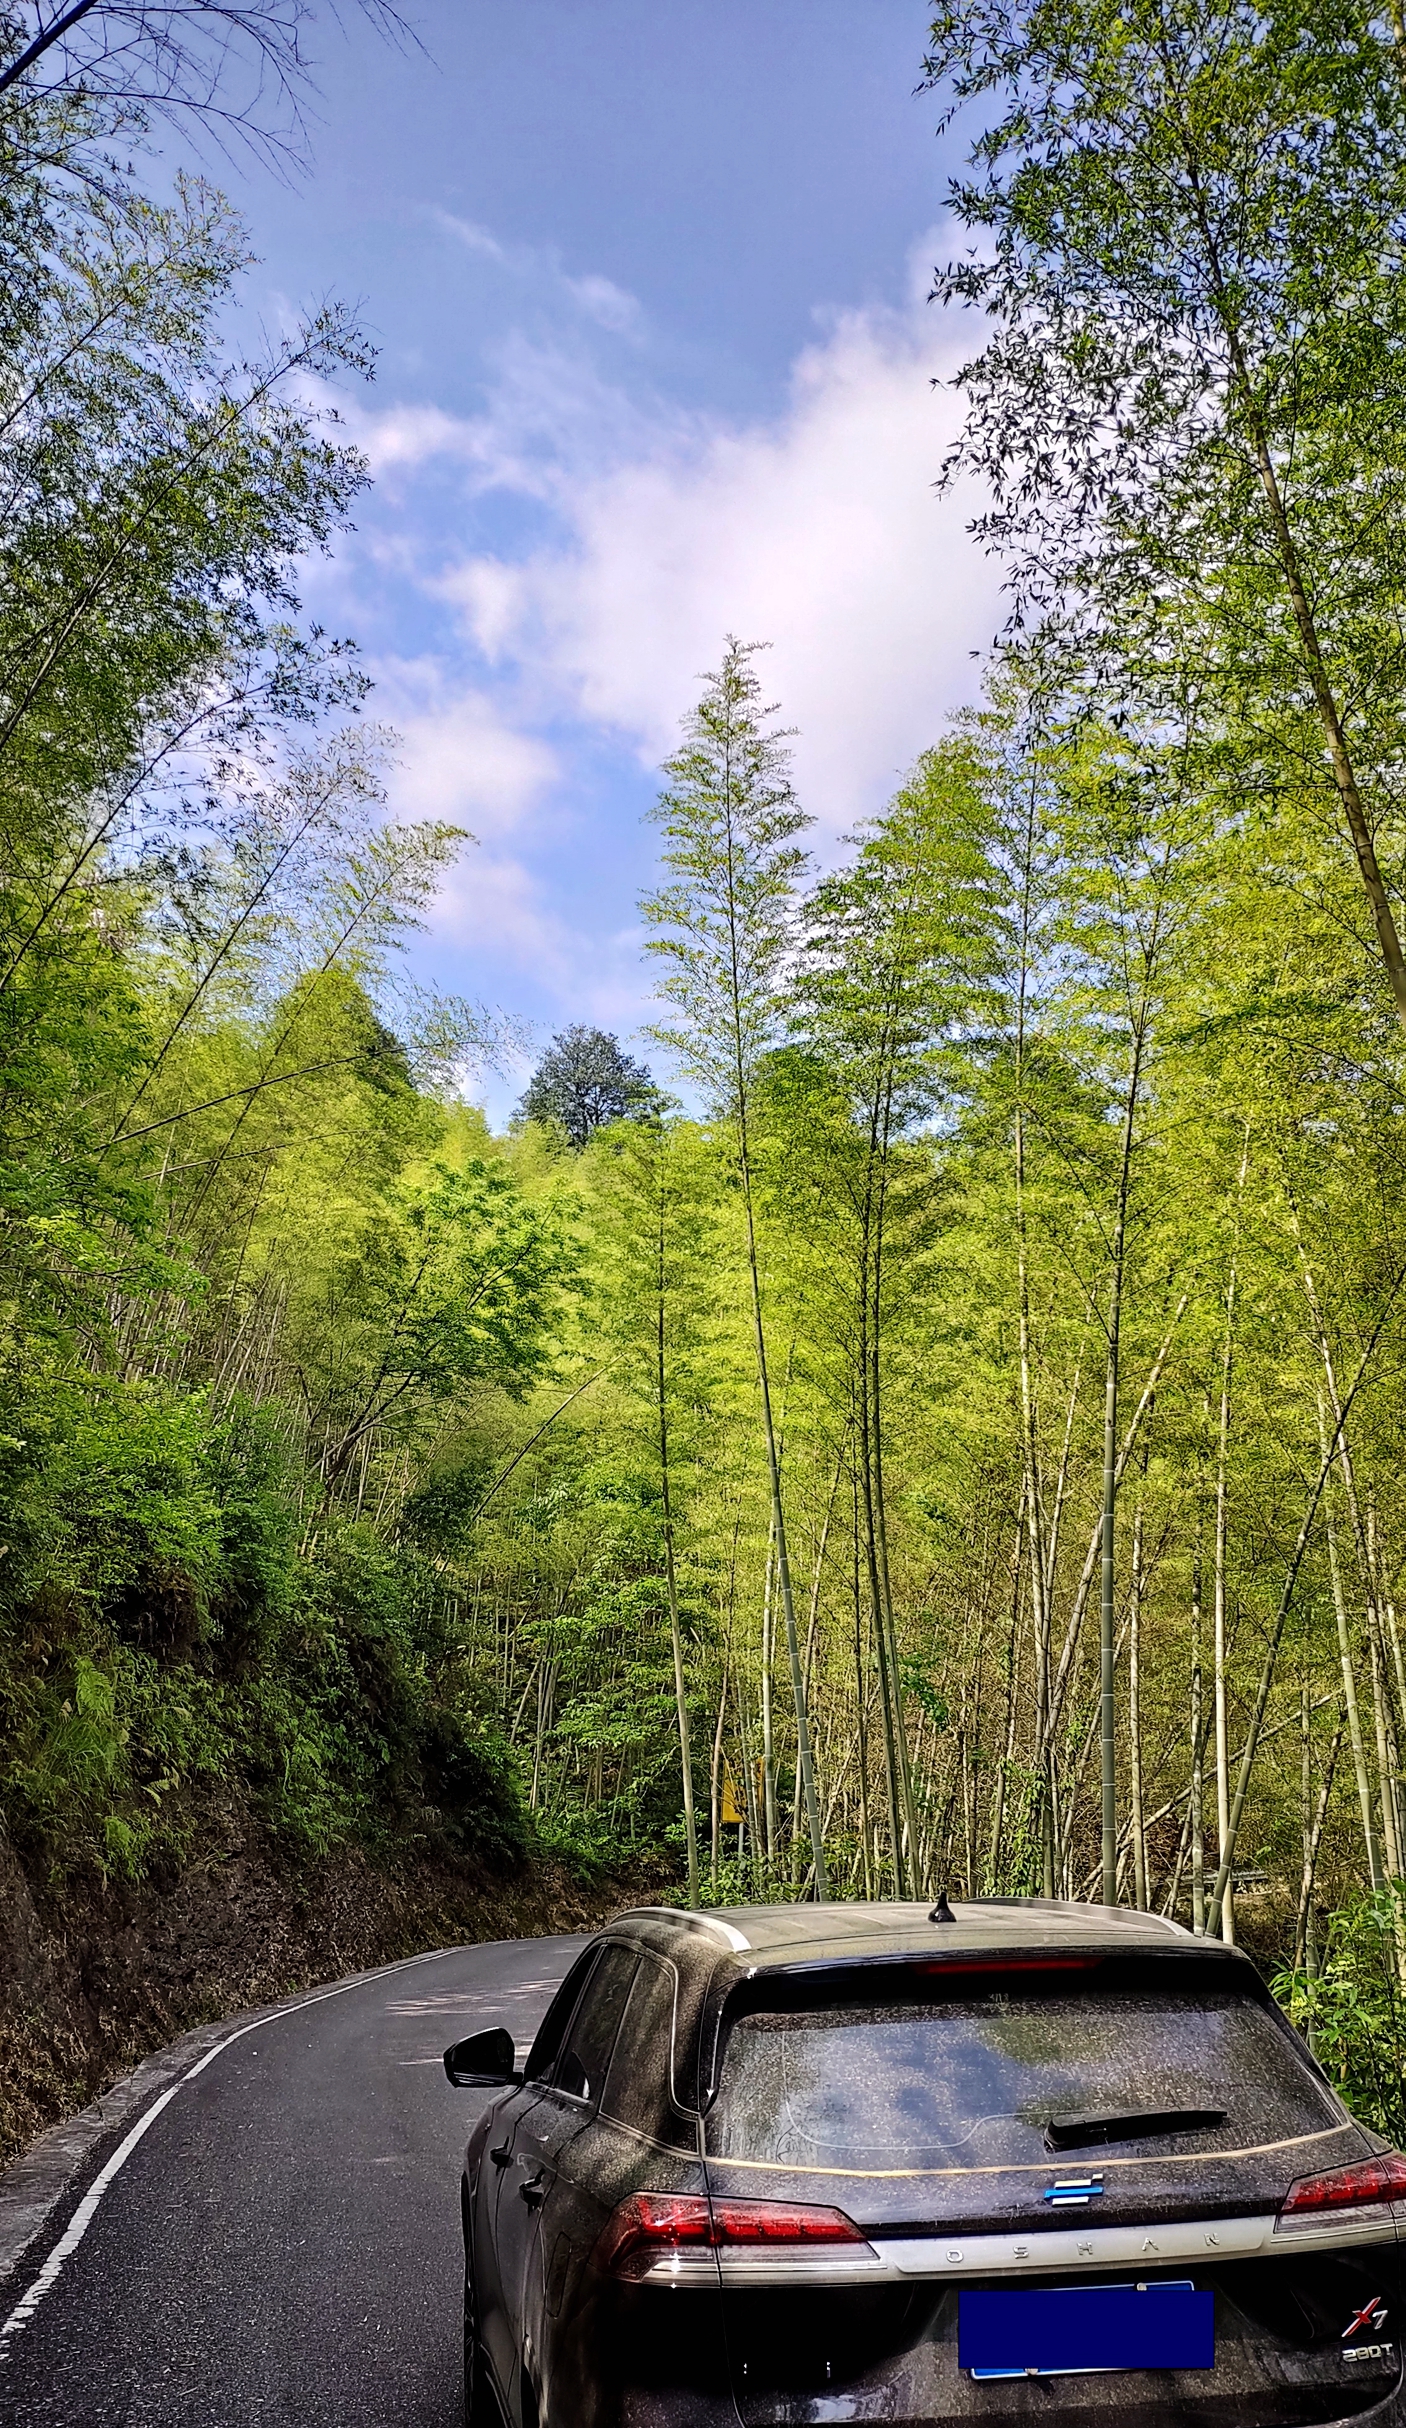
top-left (0, 1947), bottom-right (459, 2296)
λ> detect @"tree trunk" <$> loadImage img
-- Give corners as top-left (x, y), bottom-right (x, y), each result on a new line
top-left (1191, 1538), bottom-right (1205, 1933)
top-left (1049, 1295), bottom-right (1187, 1766)
top-left (709, 1640), bottom-right (729, 1899)
top-left (989, 1515), bottom-right (1025, 1891)
top-left (870, 1079), bottom-right (921, 1890)
top-left (654, 1181), bottom-right (700, 1906)
top-left (1205, 1301), bottom-right (1402, 1937)
top-left (1129, 1497), bottom-right (1147, 1909)
top-left (1098, 1066), bottom-right (1140, 1904)
top-left (738, 1151), bottom-right (827, 1893)
top-left (1296, 1706), bottom-right (1342, 1973)
top-left (760, 1510), bottom-right (777, 1865)
top-left (1323, 1466), bottom-right (1385, 1887)
top-left (854, 1513), bottom-right (875, 1899)
top-left (858, 1384), bottom-right (905, 1896)
top-left (1369, 1622), bottom-right (1403, 1881)
top-left (1016, 1101), bottom-right (1055, 1898)
top-left (1212, 1244), bottom-right (1241, 1941)
top-left (1300, 1260), bottom-right (1406, 1875)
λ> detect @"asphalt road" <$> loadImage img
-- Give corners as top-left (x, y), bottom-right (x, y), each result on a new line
top-left (0, 1935), bottom-right (584, 2426)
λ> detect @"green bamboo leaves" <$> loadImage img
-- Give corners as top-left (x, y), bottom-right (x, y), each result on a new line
top-left (925, 0), bottom-right (1406, 1024)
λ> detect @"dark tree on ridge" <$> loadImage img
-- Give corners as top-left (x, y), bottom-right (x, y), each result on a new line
top-left (520, 1025), bottom-right (653, 1151)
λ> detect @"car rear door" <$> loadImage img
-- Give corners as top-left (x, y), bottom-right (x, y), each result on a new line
top-left (473, 1946), bottom-right (601, 2422)
top-left (562, 1947), bottom-right (732, 2428)
top-left (513, 1942), bottom-right (641, 2423)
top-left (702, 1955), bottom-right (1406, 2428)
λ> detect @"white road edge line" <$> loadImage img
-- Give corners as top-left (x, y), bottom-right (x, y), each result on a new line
top-left (0, 1944), bottom-right (452, 2361)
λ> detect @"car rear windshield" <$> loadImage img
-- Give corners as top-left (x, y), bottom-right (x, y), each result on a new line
top-left (705, 1984), bottom-right (1341, 2169)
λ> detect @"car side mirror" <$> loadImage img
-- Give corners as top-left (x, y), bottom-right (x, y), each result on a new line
top-left (443, 2026), bottom-right (521, 2087)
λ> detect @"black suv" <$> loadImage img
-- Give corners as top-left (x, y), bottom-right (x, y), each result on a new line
top-left (444, 1897), bottom-right (1406, 2428)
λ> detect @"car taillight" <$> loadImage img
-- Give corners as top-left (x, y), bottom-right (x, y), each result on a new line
top-left (595, 2192), bottom-right (867, 2282)
top-left (1277, 2153), bottom-right (1406, 2229)
top-left (712, 2198), bottom-right (866, 2246)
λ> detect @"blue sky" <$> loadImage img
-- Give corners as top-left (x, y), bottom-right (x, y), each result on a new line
top-left (224, 0), bottom-right (998, 1113)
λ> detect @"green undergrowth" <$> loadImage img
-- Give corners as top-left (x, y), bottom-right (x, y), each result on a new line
top-left (0, 1386), bottom-right (529, 1887)
top-left (1274, 1884), bottom-right (1406, 2145)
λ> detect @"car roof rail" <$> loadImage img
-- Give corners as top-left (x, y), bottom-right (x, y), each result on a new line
top-left (616, 1906), bottom-right (752, 1952)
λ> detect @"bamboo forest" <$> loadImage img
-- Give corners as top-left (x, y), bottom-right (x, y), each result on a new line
top-left (9, 0), bottom-right (1406, 2145)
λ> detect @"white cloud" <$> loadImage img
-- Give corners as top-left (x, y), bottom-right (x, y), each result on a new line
top-left (432, 210), bottom-right (509, 265)
top-left (340, 331), bottom-right (671, 507)
top-left (429, 210), bottom-right (645, 344)
top-left (430, 843), bottom-right (649, 1040)
top-left (564, 272), bottom-right (642, 336)
top-left (432, 848), bottom-right (574, 980)
top-left (367, 664), bottom-right (644, 1036)
top-left (324, 239), bottom-right (1002, 1052)
top-left (418, 250), bottom-right (999, 833)
top-left (353, 401), bottom-right (490, 478)
top-left (372, 661), bottom-right (558, 837)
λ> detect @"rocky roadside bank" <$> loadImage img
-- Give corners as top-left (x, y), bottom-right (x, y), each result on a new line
top-left (0, 1802), bottom-right (660, 2170)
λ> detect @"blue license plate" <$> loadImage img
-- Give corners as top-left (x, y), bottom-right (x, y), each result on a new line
top-left (959, 2282), bottom-right (1215, 2379)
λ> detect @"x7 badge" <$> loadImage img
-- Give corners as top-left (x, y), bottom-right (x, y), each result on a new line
top-left (1343, 2301), bottom-right (1388, 2340)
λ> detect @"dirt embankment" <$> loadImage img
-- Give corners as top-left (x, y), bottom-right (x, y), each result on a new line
top-left (0, 1806), bottom-right (661, 2172)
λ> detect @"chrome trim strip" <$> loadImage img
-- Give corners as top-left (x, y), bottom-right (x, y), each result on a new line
top-left (871, 2217), bottom-right (1274, 2278)
top-left (872, 2206), bottom-right (1399, 2278)
top-left (633, 2207), bottom-right (1401, 2288)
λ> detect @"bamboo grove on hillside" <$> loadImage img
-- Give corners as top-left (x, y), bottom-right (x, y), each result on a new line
top-left (9, 0), bottom-right (1406, 2134)
top-left (471, 644), bottom-right (1406, 1974)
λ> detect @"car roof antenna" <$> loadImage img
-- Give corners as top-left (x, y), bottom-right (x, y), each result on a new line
top-left (929, 1890), bottom-right (956, 1924)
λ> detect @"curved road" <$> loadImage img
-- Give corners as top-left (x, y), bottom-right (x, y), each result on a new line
top-left (0, 1935), bottom-right (583, 2426)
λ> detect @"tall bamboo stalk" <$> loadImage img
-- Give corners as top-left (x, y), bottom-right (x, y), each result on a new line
top-left (1191, 1538), bottom-right (1205, 1933)
top-left (1321, 1432), bottom-right (1385, 1889)
top-left (1129, 1497), bottom-right (1148, 1909)
top-left (1212, 1137), bottom-right (1249, 1943)
top-left (1099, 1041), bottom-right (1144, 1903)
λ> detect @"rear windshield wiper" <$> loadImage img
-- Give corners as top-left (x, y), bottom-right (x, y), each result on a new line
top-left (1044, 2105), bottom-right (1228, 2152)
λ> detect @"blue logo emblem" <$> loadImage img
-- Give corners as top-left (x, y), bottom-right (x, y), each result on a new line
top-left (1044, 2176), bottom-right (1105, 2206)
